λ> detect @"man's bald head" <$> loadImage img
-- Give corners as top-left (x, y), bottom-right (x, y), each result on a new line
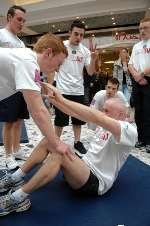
top-left (103, 98), bottom-right (128, 120)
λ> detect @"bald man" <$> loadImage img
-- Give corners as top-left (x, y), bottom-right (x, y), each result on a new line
top-left (0, 86), bottom-right (137, 216)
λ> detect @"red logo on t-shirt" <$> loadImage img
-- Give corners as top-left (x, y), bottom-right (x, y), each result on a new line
top-left (143, 45), bottom-right (150, 54)
top-left (100, 132), bottom-right (109, 141)
top-left (34, 69), bottom-right (41, 87)
top-left (76, 56), bottom-right (83, 62)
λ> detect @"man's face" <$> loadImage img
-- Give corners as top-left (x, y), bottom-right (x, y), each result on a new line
top-left (102, 101), bottom-right (115, 118)
top-left (139, 21), bottom-right (150, 40)
top-left (102, 101), bottom-right (120, 120)
top-left (43, 52), bottom-right (66, 74)
top-left (105, 81), bottom-right (118, 98)
top-left (69, 27), bottom-right (85, 45)
top-left (8, 9), bottom-right (26, 34)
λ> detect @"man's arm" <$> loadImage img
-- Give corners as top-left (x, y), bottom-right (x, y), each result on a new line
top-left (22, 90), bottom-right (73, 158)
top-left (128, 64), bottom-right (147, 85)
top-left (86, 48), bottom-right (98, 75)
top-left (43, 83), bottom-right (121, 140)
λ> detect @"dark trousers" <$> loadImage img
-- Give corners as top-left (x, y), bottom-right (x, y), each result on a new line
top-left (132, 79), bottom-right (150, 144)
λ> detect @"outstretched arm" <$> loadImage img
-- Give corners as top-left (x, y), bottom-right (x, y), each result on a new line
top-left (22, 90), bottom-right (74, 160)
top-left (42, 83), bottom-right (121, 140)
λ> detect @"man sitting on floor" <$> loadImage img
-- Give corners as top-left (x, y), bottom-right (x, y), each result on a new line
top-left (0, 84), bottom-right (137, 216)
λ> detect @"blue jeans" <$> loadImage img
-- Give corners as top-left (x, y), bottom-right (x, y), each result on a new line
top-left (122, 84), bottom-right (131, 103)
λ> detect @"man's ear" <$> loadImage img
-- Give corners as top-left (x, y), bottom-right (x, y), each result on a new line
top-left (7, 14), bottom-right (12, 22)
top-left (45, 48), bottom-right (52, 58)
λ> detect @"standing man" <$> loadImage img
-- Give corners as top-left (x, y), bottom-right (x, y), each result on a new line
top-left (55, 20), bottom-right (97, 155)
top-left (128, 17), bottom-right (150, 153)
top-left (0, 5), bottom-right (29, 169)
top-left (0, 33), bottom-right (72, 163)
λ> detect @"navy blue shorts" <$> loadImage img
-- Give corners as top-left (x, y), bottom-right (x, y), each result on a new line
top-left (0, 92), bottom-right (29, 122)
top-left (54, 94), bottom-right (86, 126)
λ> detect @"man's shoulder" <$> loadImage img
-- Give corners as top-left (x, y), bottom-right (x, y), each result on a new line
top-left (133, 40), bottom-right (144, 48)
top-left (94, 90), bottom-right (106, 100)
top-left (80, 43), bottom-right (90, 53)
top-left (0, 28), bottom-right (6, 33)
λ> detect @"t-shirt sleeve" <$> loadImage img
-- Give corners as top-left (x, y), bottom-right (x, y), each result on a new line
top-left (119, 121), bottom-right (137, 147)
top-left (128, 45), bottom-right (136, 65)
top-left (90, 93), bottom-right (100, 110)
top-left (14, 60), bottom-right (41, 92)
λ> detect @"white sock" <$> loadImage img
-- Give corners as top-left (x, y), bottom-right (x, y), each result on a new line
top-left (11, 188), bottom-right (29, 203)
top-left (11, 168), bottom-right (25, 182)
top-left (6, 153), bottom-right (13, 158)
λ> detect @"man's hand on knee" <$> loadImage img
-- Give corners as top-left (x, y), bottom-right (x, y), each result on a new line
top-left (56, 141), bottom-right (75, 161)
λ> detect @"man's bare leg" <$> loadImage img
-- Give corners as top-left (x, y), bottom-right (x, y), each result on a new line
top-left (2, 122), bottom-right (13, 156)
top-left (12, 120), bottom-right (22, 153)
top-left (21, 138), bottom-right (49, 174)
top-left (22, 152), bottom-right (62, 193)
top-left (22, 151), bottom-right (90, 194)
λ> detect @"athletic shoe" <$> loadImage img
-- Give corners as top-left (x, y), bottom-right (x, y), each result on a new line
top-left (0, 169), bottom-right (24, 193)
top-left (13, 150), bottom-right (30, 161)
top-left (74, 141), bottom-right (87, 154)
top-left (0, 190), bottom-right (31, 216)
top-left (146, 145), bottom-right (150, 153)
top-left (6, 156), bottom-right (19, 170)
top-left (135, 141), bottom-right (145, 149)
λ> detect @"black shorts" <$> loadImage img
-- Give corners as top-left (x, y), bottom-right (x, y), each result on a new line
top-left (0, 92), bottom-right (29, 122)
top-left (74, 171), bottom-right (99, 196)
top-left (54, 95), bottom-right (86, 127)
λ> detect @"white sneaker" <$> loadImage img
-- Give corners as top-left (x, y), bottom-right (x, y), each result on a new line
top-left (6, 156), bottom-right (19, 170)
top-left (13, 150), bottom-right (30, 161)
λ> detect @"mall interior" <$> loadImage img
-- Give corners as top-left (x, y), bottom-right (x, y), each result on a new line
top-left (0, 0), bottom-right (150, 76)
top-left (0, 1), bottom-right (150, 224)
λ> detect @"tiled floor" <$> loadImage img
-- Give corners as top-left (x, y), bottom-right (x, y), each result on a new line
top-left (0, 116), bottom-right (150, 168)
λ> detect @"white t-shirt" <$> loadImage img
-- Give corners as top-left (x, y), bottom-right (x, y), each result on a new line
top-left (55, 40), bottom-right (91, 95)
top-left (83, 121), bottom-right (137, 195)
top-left (0, 48), bottom-right (41, 101)
top-left (88, 90), bottom-right (129, 130)
top-left (129, 39), bottom-right (150, 75)
top-left (0, 28), bottom-right (25, 48)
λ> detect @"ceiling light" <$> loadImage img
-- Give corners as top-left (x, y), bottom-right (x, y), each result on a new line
top-left (112, 17), bottom-right (115, 20)
top-left (104, 61), bottom-right (114, 64)
top-left (113, 22), bottom-right (116, 25)
top-left (14, 0), bottom-right (45, 5)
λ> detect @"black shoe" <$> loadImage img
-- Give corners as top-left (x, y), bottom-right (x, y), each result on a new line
top-left (146, 145), bottom-right (150, 153)
top-left (74, 141), bottom-right (87, 154)
top-left (135, 141), bottom-right (145, 149)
